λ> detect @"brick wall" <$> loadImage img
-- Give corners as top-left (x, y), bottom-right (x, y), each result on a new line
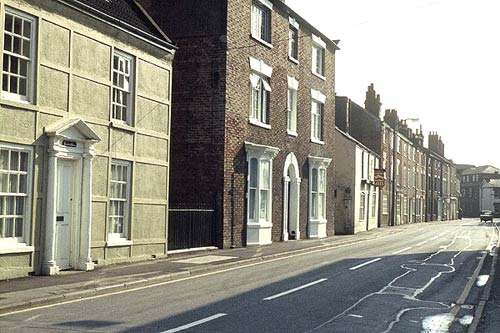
top-left (224, 0), bottom-right (337, 247)
top-left (140, 0), bottom-right (229, 246)
top-left (142, 0), bottom-right (338, 248)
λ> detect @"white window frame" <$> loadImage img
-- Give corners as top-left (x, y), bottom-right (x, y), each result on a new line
top-left (288, 17), bottom-right (299, 63)
top-left (397, 159), bottom-right (400, 185)
top-left (308, 156), bottom-right (331, 225)
top-left (250, 73), bottom-right (271, 128)
top-left (310, 89), bottom-right (326, 144)
top-left (111, 49), bottom-right (134, 125)
top-left (251, 0), bottom-right (272, 47)
top-left (0, 142), bottom-right (33, 253)
top-left (371, 192), bottom-right (376, 218)
top-left (287, 76), bottom-right (298, 136)
top-left (382, 194), bottom-right (389, 215)
top-left (248, 157), bottom-right (272, 223)
top-left (249, 57), bottom-right (272, 129)
top-left (1, 8), bottom-right (36, 103)
top-left (108, 159), bottom-right (132, 245)
top-left (359, 192), bottom-right (366, 221)
top-left (311, 34), bottom-right (326, 79)
top-left (245, 142), bottom-right (279, 225)
top-left (310, 167), bottom-right (326, 220)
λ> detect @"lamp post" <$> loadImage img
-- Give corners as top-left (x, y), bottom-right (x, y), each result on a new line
top-left (390, 117), bottom-right (419, 227)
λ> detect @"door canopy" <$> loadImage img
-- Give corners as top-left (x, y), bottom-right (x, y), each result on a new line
top-left (44, 118), bottom-right (101, 143)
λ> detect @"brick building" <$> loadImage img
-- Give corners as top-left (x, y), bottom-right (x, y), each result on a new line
top-left (140, 0), bottom-right (339, 247)
top-left (337, 82), bottom-right (459, 227)
top-left (460, 165), bottom-right (500, 217)
top-left (424, 133), bottom-right (458, 221)
top-left (373, 107), bottom-right (427, 226)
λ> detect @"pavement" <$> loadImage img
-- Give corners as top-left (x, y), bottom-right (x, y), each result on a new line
top-left (0, 222), bottom-right (499, 333)
top-left (475, 222), bottom-right (500, 333)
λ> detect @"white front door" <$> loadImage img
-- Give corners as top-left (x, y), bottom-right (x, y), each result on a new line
top-left (55, 159), bottom-right (74, 270)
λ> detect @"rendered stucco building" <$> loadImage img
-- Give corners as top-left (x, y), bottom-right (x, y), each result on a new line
top-left (0, 0), bottom-right (174, 279)
top-left (481, 179), bottom-right (500, 216)
top-left (333, 128), bottom-right (379, 234)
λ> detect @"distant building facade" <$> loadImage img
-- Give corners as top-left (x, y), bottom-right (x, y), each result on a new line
top-left (480, 179), bottom-right (500, 216)
top-left (461, 166), bottom-right (500, 217)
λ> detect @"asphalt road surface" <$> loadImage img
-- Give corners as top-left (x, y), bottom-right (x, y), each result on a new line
top-left (0, 219), bottom-right (497, 333)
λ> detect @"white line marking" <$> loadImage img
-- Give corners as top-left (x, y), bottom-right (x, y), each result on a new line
top-left (24, 314), bottom-right (41, 322)
top-left (161, 313), bottom-right (227, 333)
top-left (348, 314), bottom-right (364, 318)
top-left (429, 236), bottom-right (439, 241)
top-left (263, 278), bottom-right (327, 300)
top-left (349, 258), bottom-right (382, 271)
top-left (0, 232), bottom-right (399, 317)
top-left (392, 247), bottom-right (413, 255)
top-left (416, 240), bottom-right (428, 246)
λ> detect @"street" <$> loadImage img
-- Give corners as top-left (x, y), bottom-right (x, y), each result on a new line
top-left (0, 219), bottom-right (497, 333)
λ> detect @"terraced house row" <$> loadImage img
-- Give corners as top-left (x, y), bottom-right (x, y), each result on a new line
top-left (0, 0), bottom-right (460, 280)
top-left (335, 85), bottom-right (460, 234)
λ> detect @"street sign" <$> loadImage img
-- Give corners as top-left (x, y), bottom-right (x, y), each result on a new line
top-left (374, 169), bottom-right (386, 187)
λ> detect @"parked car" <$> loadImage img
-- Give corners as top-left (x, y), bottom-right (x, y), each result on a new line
top-left (480, 210), bottom-right (493, 222)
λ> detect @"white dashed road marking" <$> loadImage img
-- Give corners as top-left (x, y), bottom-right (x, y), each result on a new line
top-left (161, 313), bottom-right (227, 333)
top-left (263, 279), bottom-right (328, 300)
top-left (392, 247), bottom-right (413, 255)
top-left (349, 258), bottom-right (382, 271)
top-left (348, 314), bottom-right (364, 318)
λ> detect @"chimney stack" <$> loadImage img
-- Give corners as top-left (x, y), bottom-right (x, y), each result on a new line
top-left (365, 83), bottom-right (382, 119)
top-left (428, 132), bottom-right (445, 156)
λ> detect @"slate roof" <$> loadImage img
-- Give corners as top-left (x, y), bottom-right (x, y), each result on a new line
top-left (462, 165), bottom-right (500, 175)
top-left (59, 0), bottom-right (174, 49)
top-left (335, 127), bottom-right (380, 158)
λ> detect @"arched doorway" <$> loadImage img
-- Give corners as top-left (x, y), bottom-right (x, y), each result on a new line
top-left (283, 153), bottom-right (301, 241)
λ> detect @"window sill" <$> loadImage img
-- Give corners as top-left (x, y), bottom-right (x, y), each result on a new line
top-left (106, 239), bottom-right (133, 247)
top-left (0, 244), bottom-right (34, 254)
top-left (311, 138), bottom-right (325, 145)
top-left (0, 97), bottom-right (38, 111)
top-left (312, 72), bottom-right (326, 81)
top-left (247, 220), bottom-right (272, 228)
top-left (249, 118), bottom-right (271, 130)
top-left (111, 121), bottom-right (136, 133)
top-left (250, 34), bottom-right (273, 49)
top-left (288, 56), bottom-right (299, 65)
top-left (287, 130), bottom-right (298, 137)
top-left (309, 218), bottom-right (327, 224)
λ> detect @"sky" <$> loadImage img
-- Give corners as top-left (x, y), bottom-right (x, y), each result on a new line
top-left (286, 0), bottom-right (500, 168)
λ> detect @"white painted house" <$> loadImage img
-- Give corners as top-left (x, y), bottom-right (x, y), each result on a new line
top-left (480, 179), bottom-right (500, 216)
top-left (334, 128), bottom-right (380, 234)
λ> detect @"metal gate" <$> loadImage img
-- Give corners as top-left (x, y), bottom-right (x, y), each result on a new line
top-left (168, 204), bottom-right (217, 250)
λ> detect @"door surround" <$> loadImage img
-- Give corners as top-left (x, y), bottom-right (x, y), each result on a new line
top-left (42, 118), bottom-right (100, 275)
top-left (282, 152), bottom-right (301, 241)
